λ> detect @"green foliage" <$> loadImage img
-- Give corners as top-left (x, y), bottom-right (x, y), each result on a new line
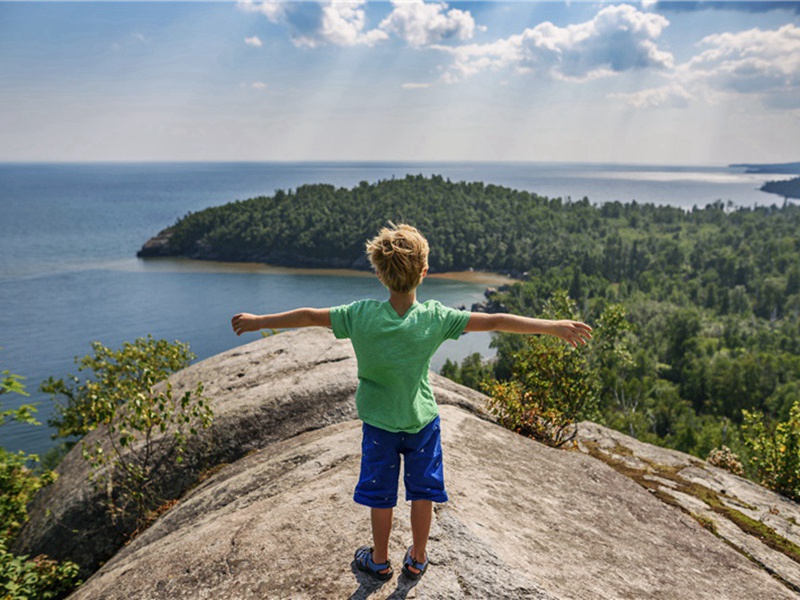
top-left (0, 359), bottom-right (81, 599)
top-left (1, 367), bottom-right (38, 429)
top-left (484, 338), bottom-right (596, 447)
top-left (742, 400), bottom-right (800, 501)
top-left (483, 292), bottom-right (598, 448)
top-left (440, 353), bottom-right (493, 391)
top-left (0, 449), bottom-right (55, 541)
top-left (41, 337), bottom-right (213, 534)
top-left (0, 538), bottom-right (81, 600)
top-left (44, 335), bottom-right (196, 439)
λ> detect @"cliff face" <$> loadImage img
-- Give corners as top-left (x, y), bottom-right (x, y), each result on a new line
top-left (14, 329), bottom-right (800, 599)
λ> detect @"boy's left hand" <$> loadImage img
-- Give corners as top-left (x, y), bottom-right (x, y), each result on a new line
top-left (551, 320), bottom-right (593, 347)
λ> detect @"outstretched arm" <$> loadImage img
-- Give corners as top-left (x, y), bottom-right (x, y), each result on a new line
top-left (464, 313), bottom-right (592, 347)
top-left (231, 308), bottom-right (331, 336)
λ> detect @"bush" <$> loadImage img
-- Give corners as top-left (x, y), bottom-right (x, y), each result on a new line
top-left (483, 292), bottom-right (598, 447)
top-left (742, 399), bottom-right (800, 500)
top-left (0, 538), bottom-right (80, 600)
top-left (42, 337), bottom-right (212, 535)
top-left (43, 335), bottom-right (196, 439)
top-left (1, 357), bottom-right (81, 598)
top-left (483, 336), bottom-right (597, 447)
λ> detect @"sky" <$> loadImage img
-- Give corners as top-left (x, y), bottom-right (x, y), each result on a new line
top-left (1, 1), bottom-right (799, 165)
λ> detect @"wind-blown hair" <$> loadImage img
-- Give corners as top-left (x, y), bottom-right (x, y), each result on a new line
top-left (366, 223), bottom-right (429, 293)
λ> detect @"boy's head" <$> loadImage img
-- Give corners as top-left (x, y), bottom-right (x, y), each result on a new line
top-left (366, 223), bottom-right (429, 293)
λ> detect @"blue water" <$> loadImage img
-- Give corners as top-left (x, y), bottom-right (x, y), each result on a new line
top-left (0, 161), bottom-right (780, 456)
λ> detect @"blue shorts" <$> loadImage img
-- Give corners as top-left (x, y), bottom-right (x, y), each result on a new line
top-left (354, 415), bottom-right (448, 509)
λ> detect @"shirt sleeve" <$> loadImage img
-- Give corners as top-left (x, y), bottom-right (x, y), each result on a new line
top-left (329, 301), bottom-right (355, 339)
top-left (438, 302), bottom-right (472, 341)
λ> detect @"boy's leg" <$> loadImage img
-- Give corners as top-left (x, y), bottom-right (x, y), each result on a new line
top-left (354, 423), bottom-right (401, 575)
top-left (408, 499), bottom-right (433, 573)
top-left (402, 417), bottom-right (447, 574)
top-left (370, 507), bottom-right (393, 573)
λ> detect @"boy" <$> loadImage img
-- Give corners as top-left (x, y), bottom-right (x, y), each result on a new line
top-left (231, 223), bottom-right (592, 582)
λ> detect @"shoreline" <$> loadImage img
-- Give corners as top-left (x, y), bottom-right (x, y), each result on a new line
top-left (136, 257), bottom-right (517, 285)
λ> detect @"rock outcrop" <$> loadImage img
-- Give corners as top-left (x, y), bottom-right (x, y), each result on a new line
top-left (14, 328), bottom-right (800, 599)
top-left (136, 228), bottom-right (175, 258)
top-left (67, 410), bottom-right (796, 599)
top-left (12, 328), bottom-right (486, 574)
top-left (576, 421), bottom-right (800, 595)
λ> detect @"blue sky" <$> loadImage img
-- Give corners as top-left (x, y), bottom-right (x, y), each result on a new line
top-left (1, 1), bottom-right (798, 164)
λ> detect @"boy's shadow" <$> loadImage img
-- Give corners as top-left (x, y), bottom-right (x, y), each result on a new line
top-left (347, 561), bottom-right (419, 600)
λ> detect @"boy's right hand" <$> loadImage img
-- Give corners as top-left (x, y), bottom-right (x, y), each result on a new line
top-left (549, 320), bottom-right (593, 348)
top-left (231, 313), bottom-right (260, 336)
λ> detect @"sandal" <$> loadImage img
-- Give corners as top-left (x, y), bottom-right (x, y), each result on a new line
top-left (401, 546), bottom-right (429, 580)
top-left (354, 545), bottom-right (393, 581)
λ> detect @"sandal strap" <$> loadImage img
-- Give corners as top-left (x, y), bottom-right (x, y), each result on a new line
top-left (404, 548), bottom-right (428, 570)
top-left (357, 547), bottom-right (390, 571)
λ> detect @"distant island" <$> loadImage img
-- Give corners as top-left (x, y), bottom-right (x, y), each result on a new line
top-left (729, 161), bottom-right (800, 174)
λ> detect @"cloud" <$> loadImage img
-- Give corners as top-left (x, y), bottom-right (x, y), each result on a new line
top-left (244, 36), bottom-right (263, 47)
top-left (241, 0), bottom-right (387, 48)
top-left (237, 0), bottom-right (286, 23)
top-left (240, 0), bottom-right (480, 49)
top-left (615, 23), bottom-right (800, 109)
top-left (379, 0), bottom-right (481, 48)
top-left (401, 82), bottom-right (432, 89)
top-left (438, 4), bottom-right (673, 82)
top-left (302, 1), bottom-right (388, 48)
top-left (688, 24), bottom-right (800, 96)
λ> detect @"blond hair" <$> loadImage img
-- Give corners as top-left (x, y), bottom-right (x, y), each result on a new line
top-left (366, 223), bottom-right (429, 293)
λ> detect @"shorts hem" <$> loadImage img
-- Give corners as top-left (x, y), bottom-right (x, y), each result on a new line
top-left (405, 492), bottom-right (449, 504)
top-left (354, 494), bottom-right (397, 509)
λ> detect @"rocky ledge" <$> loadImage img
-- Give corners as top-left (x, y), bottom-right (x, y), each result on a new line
top-left (14, 329), bottom-right (800, 599)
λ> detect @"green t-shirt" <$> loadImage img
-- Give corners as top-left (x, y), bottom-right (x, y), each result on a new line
top-left (329, 299), bottom-right (471, 433)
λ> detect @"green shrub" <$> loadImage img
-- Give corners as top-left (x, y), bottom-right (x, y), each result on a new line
top-left (42, 337), bottom-right (212, 535)
top-left (483, 336), bottom-right (596, 447)
top-left (742, 400), bottom-right (800, 501)
top-left (0, 538), bottom-right (80, 600)
top-left (43, 335), bottom-right (196, 439)
top-left (483, 292), bottom-right (598, 447)
top-left (1, 357), bottom-right (81, 598)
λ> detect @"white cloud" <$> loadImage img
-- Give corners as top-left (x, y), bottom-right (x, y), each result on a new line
top-left (618, 23), bottom-right (800, 109)
top-left (252, 81), bottom-right (267, 89)
top-left (237, 0), bottom-right (285, 23)
top-left (300, 1), bottom-right (388, 48)
top-left (244, 36), bottom-right (263, 48)
top-left (689, 24), bottom-right (800, 99)
top-left (402, 82), bottom-right (431, 89)
top-left (241, 0), bottom-right (386, 48)
top-left (379, 0), bottom-right (480, 48)
top-left (437, 4), bottom-right (673, 83)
